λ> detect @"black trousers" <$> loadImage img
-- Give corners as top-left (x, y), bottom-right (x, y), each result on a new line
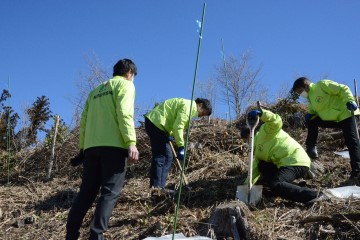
top-left (258, 161), bottom-right (319, 203)
top-left (306, 116), bottom-right (360, 175)
top-left (66, 147), bottom-right (127, 240)
top-left (145, 117), bottom-right (174, 188)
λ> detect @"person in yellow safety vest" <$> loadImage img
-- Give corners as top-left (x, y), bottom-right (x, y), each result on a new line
top-left (145, 98), bottom-right (212, 189)
top-left (292, 77), bottom-right (360, 181)
top-left (66, 59), bottom-right (139, 240)
top-left (240, 108), bottom-right (322, 204)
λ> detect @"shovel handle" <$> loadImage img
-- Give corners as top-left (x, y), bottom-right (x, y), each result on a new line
top-left (247, 127), bottom-right (256, 188)
top-left (246, 101), bottom-right (262, 130)
top-left (257, 100), bottom-right (270, 110)
top-left (257, 101), bottom-right (261, 109)
top-left (246, 102), bottom-right (262, 203)
top-left (168, 141), bottom-right (190, 186)
top-left (246, 114), bottom-right (260, 130)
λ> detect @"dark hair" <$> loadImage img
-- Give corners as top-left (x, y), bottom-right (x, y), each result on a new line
top-left (113, 58), bottom-right (137, 77)
top-left (195, 98), bottom-right (212, 116)
top-left (292, 77), bottom-right (309, 91)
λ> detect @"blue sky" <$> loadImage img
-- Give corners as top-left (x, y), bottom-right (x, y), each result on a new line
top-left (1, 0), bottom-right (360, 128)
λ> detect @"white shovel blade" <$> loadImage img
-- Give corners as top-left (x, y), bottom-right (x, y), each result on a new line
top-left (236, 185), bottom-right (263, 205)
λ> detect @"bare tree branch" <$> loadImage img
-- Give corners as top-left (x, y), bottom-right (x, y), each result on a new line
top-left (216, 51), bottom-right (262, 119)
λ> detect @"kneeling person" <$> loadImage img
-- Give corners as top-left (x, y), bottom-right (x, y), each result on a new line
top-left (241, 108), bottom-right (320, 204)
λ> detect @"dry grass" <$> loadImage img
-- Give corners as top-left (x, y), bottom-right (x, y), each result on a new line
top-left (1, 104), bottom-right (360, 239)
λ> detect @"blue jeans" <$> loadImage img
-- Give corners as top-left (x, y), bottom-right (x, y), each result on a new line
top-left (66, 147), bottom-right (127, 240)
top-left (145, 117), bottom-right (174, 188)
top-left (258, 161), bottom-right (319, 203)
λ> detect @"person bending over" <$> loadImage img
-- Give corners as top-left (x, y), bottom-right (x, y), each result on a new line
top-left (240, 108), bottom-right (321, 204)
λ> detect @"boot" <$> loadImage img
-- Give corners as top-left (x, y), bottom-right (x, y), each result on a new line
top-left (305, 191), bottom-right (330, 205)
top-left (306, 145), bottom-right (318, 159)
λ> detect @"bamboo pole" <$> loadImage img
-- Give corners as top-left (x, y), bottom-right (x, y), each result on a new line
top-left (7, 76), bottom-right (11, 184)
top-left (172, 3), bottom-right (206, 238)
top-left (47, 115), bottom-right (60, 179)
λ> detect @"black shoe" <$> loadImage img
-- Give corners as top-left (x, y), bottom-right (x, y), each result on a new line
top-left (306, 192), bottom-right (330, 205)
top-left (150, 187), bottom-right (176, 198)
top-left (161, 187), bottom-right (175, 194)
top-left (306, 145), bottom-right (318, 159)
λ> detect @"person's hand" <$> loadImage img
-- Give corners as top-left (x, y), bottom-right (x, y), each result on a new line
top-left (304, 113), bottom-right (313, 127)
top-left (347, 102), bottom-right (358, 111)
top-left (128, 145), bottom-right (139, 162)
top-left (177, 146), bottom-right (185, 162)
top-left (247, 110), bottom-right (262, 121)
top-left (70, 150), bottom-right (84, 167)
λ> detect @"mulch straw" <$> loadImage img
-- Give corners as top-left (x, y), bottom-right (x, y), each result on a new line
top-left (1, 101), bottom-right (360, 239)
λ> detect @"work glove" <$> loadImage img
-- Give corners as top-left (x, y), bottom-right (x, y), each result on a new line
top-left (70, 150), bottom-right (84, 167)
top-left (177, 146), bottom-right (185, 162)
top-left (168, 136), bottom-right (174, 142)
top-left (247, 110), bottom-right (262, 121)
top-left (304, 113), bottom-right (313, 127)
top-left (346, 102), bottom-right (358, 111)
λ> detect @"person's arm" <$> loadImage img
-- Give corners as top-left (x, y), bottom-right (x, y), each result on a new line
top-left (79, 96), bottom-right (89, 150)
top-left (172, 104), bottom-right (190, 147)
top-left (319, 80), bottom-right (356, 104)
top-left (116, 82), bottom-right (136, 146)
top-left (308, 101), bottom-right (316, 115)
top-left (260, 109), bottom-right (282, 134)
top-left (116, 82), bottom-right (138, 161)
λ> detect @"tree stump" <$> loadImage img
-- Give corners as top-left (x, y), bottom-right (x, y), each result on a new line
top-left (208, 201), bottom-right (253, 239)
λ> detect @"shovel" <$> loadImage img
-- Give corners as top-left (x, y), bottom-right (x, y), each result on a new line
top-left (168, 141), bottom-right (191, 189)
top-left (236, 109), bottom-right (263, 206)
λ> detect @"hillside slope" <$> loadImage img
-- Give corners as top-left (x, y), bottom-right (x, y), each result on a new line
top-left (1, 110), bottom-right (360, 239)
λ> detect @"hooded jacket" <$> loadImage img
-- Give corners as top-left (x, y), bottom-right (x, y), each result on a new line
top-left (250, 109), bottom-right (311, 184)
top-left (145, 98), bottom-right (198, 147)
top-left (79, 76), bottom-right (136, 150)
top-left (308, 80), bottom-right (360, 122)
